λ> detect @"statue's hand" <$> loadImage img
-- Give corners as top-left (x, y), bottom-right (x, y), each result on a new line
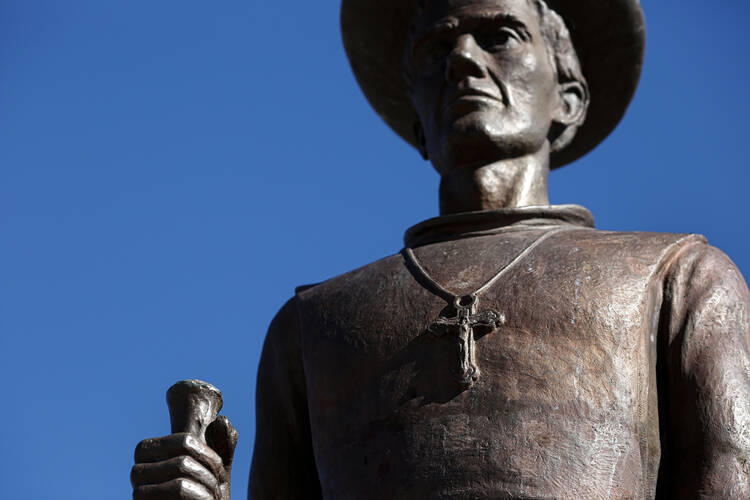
top-left (131, 415), bottom-right (238, 500)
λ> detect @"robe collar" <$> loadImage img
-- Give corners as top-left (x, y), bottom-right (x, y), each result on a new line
top-left (404, 205), bottom-right (594, 248)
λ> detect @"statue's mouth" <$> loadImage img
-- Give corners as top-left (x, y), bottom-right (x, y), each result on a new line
top-left (443, 88), bottom-right (503, 112)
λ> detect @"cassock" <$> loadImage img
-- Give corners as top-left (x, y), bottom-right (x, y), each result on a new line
top-left (250, 205), bottom-right (750, 499)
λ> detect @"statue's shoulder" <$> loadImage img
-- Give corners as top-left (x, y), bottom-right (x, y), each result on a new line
top-left (561, 226), bottom-right (703, 246)
top-left (294, 251), bottom-right (406, 299)
top-left (558, 227), bottom-right (708, 259)
top-left (556, 228), bottom-right (744, 285)
top-left (293, 229), bottom-right (731, 302)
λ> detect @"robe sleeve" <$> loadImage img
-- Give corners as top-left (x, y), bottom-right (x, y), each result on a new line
top-left (249, 297), bottom-right (322, 499)
top-left (657, 240), bottom-right (750, 498)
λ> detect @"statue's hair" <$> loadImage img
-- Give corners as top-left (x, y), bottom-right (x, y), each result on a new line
top-left (529, 0), bottom-right (584, 87)
top-left (405, 0), bottom-right (589, 150)
top-left (529, 0), bottom-right (588, 149)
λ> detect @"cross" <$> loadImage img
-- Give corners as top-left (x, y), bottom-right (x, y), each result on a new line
top-left (427, 295), bottom-right (504, 389)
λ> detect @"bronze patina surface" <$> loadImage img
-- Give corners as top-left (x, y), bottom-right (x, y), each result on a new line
top-left (255, 208), bottom-right (750, 498)
top-left (133, 0), bottom-right (750, 498)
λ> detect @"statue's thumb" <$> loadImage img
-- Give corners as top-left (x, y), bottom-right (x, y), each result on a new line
top-left (206, 415), bottom-right (239, 474)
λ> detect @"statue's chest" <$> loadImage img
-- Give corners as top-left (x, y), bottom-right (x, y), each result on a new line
top-left (300, 254), bottom-right (653, 429)
top-left (300, 266), bottom-right (654, 498)
top-left (296, 232), bottom-right (667, 498)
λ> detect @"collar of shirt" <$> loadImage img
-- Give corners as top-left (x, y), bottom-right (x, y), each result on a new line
top-left (403, 204), bottom-right (594, 248)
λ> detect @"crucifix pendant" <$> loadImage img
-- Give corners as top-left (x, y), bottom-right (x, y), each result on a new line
top-left (427, 294), bottom-right (503, 389)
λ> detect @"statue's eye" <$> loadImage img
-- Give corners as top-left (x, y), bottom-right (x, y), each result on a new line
top-left (478, 28), bottom-right (520, 51)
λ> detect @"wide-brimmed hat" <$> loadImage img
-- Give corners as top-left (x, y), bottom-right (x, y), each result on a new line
top-left (341, 0), bottom-right (645, 168)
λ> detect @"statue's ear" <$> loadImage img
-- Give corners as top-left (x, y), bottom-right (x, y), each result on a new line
top-left (549, 80), bottom-right (589, 153)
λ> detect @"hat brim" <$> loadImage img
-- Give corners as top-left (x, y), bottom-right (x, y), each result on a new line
top-left (341, 0), bottom-right (645, 168)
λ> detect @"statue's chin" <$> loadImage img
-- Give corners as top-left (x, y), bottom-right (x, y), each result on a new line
top-left (435, 124), bottom-right (544, 172)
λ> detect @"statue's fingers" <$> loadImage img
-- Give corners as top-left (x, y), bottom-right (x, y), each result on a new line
top-left (130, 456), bottom-right (220, 498)
top-left (133, 477), bottom-right (215, 500)
top-left (206, 415), bottom-right (239, 472)
top-left (134, 433), bottom-right (225, 483)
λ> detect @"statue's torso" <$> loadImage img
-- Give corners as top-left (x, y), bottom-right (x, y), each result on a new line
top-left (296, 224), bottom-right (698, 499)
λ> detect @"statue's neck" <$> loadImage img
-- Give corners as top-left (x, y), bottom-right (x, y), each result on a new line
top-left (438, 147), bottom-right (550, 215)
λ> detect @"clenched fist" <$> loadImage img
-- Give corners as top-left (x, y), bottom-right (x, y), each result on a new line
top-left (132, 380), bottom-right (238, 500)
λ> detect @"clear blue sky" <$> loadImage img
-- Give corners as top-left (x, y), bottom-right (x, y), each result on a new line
top-left (2, 1), bottom-right (749, 498)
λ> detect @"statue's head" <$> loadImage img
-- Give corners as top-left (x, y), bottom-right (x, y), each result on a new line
top-left (341, 0), bottom-right (645, 169)
top-left (404, 0), bottom-right (589, 174)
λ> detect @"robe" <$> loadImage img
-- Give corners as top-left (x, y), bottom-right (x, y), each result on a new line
top-left (250, 205), bottom-right (750, 499)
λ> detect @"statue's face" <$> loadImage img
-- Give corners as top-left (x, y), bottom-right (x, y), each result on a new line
top-left (407, 0), bottom-right (561, 173)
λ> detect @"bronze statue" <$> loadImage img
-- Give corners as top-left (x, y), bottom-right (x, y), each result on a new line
top-left (132, 0), bottom-right (750, 498)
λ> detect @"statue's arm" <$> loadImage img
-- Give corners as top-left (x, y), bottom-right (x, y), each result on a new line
top-left (249, 297), bottom-right (323, 499)
top-left (658, 242), bottom-right (750, 498)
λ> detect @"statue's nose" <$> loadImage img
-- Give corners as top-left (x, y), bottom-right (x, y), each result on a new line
top-left (445, 34), bottom-right (485, 83)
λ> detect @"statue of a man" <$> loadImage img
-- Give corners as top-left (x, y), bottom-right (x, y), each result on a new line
top-left (132, 0), bottom-right (750, 498)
